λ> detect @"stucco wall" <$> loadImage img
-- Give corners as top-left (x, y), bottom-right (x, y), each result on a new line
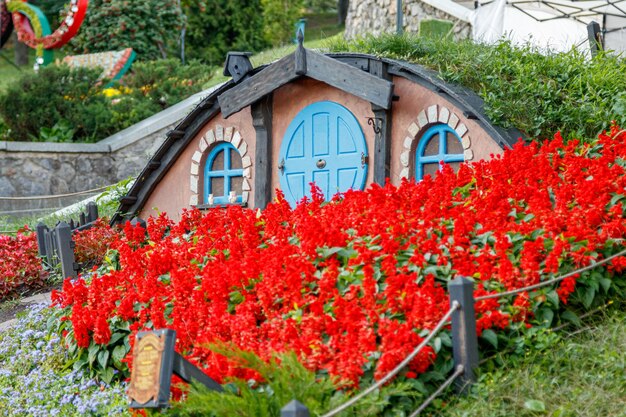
top-left (389, 76), bottom-right (504, 183)
top-left (138, 74), bottom-right (508, 221)
top-left (345, 0), bottom-right (471, 40)
top-left (139, 109), bottom-right (257, 221)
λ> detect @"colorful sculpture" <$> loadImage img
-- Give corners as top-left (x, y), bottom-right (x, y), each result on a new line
top-left (0, 1), bottom-right (13, 48)
top-left (1, 0), bottom-right (88, 68)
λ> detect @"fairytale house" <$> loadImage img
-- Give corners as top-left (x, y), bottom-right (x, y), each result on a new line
top-left (112, 38), bottom-right (520, 223)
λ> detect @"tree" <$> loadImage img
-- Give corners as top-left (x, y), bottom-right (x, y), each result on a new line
top-left (70, 0), bottom-right (184, 61)
top-left (181, 0), bottom-right (267, 66)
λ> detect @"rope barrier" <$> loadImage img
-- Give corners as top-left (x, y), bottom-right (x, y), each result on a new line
top-left (408, 365), bottom-right (465, 417)
top-left (0, 185), bottom-right (110, 201)
top-left (475, 248), bottom-right (626, 302)
top-left (320, 301), bottom-right (460, 417)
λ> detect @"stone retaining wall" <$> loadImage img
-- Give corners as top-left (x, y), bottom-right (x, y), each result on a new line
top-left (0, 87), bottom-right (217, 217)
top-left (345, 0), bottom-right (472, 40)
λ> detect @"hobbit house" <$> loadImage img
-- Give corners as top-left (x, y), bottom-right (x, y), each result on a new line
top-left (113, 40), bottom-right (520, 223)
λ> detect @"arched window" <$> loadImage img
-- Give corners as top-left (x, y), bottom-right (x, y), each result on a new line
top-left (203, 142), bottom-right (244, 204)
top-left (415, 124), bottom-right (464, 180)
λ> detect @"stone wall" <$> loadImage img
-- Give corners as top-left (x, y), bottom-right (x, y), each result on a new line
top-left (345, 0), bottom-right (472, 40)
top-left (0, 87), bottom-right (217, 217)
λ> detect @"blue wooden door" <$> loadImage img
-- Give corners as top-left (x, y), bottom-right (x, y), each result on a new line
top-left (278, 101), bottom-right (368, 206)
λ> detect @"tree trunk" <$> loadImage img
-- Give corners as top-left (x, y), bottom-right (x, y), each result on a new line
top-left (338, 0), bottom-right (348, 26)
top-left (12, 32), bottom-right (28, 66)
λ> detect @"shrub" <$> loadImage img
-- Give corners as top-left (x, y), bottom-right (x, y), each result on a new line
top-left (51, 124), bottom-right (626, 406)
top-left (328, 34), bottom-right (626, 140)
top-left (262, 0), bottom-right (305, 46)
top-left (0, 60), bottom-right (213, 143)
top-left (69, 0), bottom-right (184, 61)
top-left (181, 0), bottom-right (268, 66)
top-left (0, 229), bottom-right (45, 300)
top-left (0, 65), bottom-right (105, 142)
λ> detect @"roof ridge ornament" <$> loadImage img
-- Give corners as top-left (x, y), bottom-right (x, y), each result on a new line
top-left (295, 28), bottom-right (307, 75)
top-left (223, 51), bottom-right (254, 84)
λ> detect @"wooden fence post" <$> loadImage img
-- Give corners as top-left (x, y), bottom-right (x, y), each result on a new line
top-left (36, 222), bottom-right (48, 261)
top-left (281, 400), bottom-right (309, 417)
top-left (86, 201), bottom-right (98, 223)
top-left (448, 276), bottom-right (479, 393)
top-left (55, 222), bottom-right (78, 279)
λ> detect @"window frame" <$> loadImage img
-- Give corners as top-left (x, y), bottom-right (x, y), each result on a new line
top-left (203, 142), bottom-right (244, 205)
top-left (415, 124), bottom-right (465, 180)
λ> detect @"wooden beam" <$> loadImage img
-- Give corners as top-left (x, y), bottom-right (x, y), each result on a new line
top-left (251, 95), bottom-right (273, 209)
top-left (219, 54), bottom-right (297, 118)
top-left (306, 52), bottom-right (393, 110)
top-left (219, 49), bottom-right (394, 118)
top-left (369, 59), bottom-right (393, 186)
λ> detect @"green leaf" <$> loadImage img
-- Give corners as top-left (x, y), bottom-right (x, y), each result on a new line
top-left (524, 399), bottom-right (546, 412)
top-left (539, 307), bottom-right (554, 327)
top-left (600, 277), bottom-right (612, 293)
top-left (101, 367), bottom-right (115, 385)
top-left (97, 349), bottom-right (110, 370)
top-left (439, 332), bottom-right (452, 347)
top-left (88, 344), bottom-right (99, 366)
top-left (433, 337), bottom-right (442, 353)
top-left (583, 286), bottom-right (596, 308)
top-left (546, 290), bottom-right (559, 307)
top-left (109, 332), bottom-right (127, 345)
top-left (481, 329), bottom-right (498, 348)
top-left (112, 345), bottom-right (128, 367)
top-left (561, 310), bottom-right (582, 327)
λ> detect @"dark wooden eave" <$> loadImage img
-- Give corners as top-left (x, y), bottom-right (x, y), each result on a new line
top-left (218, 48), bottom-right (395, 118)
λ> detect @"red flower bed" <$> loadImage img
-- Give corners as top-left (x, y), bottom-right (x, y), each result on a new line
top-left (52, 126), bottom-right (626, 387)
top-left (0, 228), bottom-right (45, 299)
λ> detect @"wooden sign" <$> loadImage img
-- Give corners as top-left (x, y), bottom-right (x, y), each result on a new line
top-left (127, 329), bottom-right (223, 409)
top-left (127, 329), bottom-right (176, 408)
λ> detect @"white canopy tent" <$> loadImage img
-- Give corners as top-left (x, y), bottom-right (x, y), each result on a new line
top-left (469, 0), bottom-right (626, 53)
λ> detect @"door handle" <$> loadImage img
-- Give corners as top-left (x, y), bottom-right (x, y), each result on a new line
top-left (316, 159), bottom-right (326, 169)
top-left (278, 158), bottom-right (285, 175)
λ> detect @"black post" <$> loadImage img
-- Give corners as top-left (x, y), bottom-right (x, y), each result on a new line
top-left (448, 276), bottom-right (479, 393)
top-left (587, 21), bottom-right (602, 57)
top-left (281, 400), bottom-right (310, 417)
top-left (55, 222), bottom-right (78, 278)
top-left (36, 222), bottom-right (48, 261)
top-left (396, 0), bottom-right (403, 34)
top-left (130, 217), bottom-right (147, 229)
top-left (86, 201), bottom-right (98, 223)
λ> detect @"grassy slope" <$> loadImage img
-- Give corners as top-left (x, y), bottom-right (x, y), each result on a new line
top-left (438, 311), bottom-right (626, 417)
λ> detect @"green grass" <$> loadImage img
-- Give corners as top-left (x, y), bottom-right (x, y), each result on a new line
top-left (202, 11), bottom-right (343, 89)
top-left (437, 310), bottom-right (626, 417)
top-left (326, 34), bottom-right (626, 141)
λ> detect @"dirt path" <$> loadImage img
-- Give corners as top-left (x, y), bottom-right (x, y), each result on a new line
top-left (0, 292), bottom-right (52, 332)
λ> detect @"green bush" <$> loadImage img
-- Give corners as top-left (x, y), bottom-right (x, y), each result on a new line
top-left (0, 60), bottom-right (213, 143)
top-left (328, 34), bottom-right (626, 140)
top-left (262, 0), bottom-right (305, 46)
top-left (70, 0), bottom-right (184, 61)
top-left (181, 0), bottom-right (268, 66)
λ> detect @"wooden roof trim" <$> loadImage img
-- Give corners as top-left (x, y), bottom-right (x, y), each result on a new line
top-left (218, 49), bottom-right (394, 118)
